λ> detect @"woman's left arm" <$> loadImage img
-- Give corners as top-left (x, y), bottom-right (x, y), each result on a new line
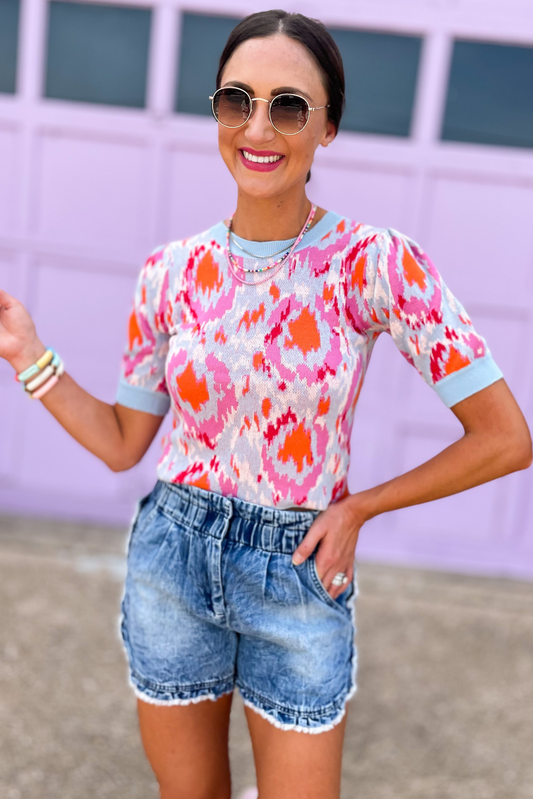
top-left (292, 378), bottom-right (532, 597)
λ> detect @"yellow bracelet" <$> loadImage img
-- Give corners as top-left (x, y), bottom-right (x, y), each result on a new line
top-left (35, 349), bottom-right (54, 371)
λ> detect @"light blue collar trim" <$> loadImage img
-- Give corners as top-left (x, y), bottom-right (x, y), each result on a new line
top-left (211, 210), bottom-right (344, 257)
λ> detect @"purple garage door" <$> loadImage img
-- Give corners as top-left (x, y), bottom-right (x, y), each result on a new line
top-left (0, 0), bottom-right (532, 579)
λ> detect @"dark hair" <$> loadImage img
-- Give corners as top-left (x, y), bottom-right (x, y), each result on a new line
top-left (216, 9), bottom-right (345, 184)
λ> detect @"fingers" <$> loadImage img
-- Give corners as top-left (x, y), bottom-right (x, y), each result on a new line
top-left (291, 518), bottom-right (325, 565)
top-left (319, 564), bottom-right (354, 600)
top-left (291, 502), bottom-right (360, 599)
top-left (294, 530), bottom-right (354, 600)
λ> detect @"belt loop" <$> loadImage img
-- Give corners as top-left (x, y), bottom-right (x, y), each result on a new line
top-left (222, 495), bottom-right (233, 520)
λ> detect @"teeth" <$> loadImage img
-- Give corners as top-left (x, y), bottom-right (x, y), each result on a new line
top-left (242, 151), bottom-right (283, 163)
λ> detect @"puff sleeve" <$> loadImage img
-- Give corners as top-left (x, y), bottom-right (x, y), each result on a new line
top-left (115, 244), bottom-right (172, 416)
top-left (349, 228), bottom-right (504, 408)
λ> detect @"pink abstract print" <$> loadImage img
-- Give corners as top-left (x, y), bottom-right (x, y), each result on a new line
top-left (118, 213), bottom-right (502, 510)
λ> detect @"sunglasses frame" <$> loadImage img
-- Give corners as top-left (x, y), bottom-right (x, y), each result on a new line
top-left (209, 86), bottom-right (330, 136)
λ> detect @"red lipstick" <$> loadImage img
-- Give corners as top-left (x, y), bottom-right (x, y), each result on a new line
top-left (239, 148), bottom-right (286, 172)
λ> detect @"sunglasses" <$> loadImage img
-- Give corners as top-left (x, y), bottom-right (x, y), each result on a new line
top-left (209, 86), bottom-right (329, 136)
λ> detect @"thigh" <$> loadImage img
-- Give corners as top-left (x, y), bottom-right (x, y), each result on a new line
top-left (245, 701), bottom-right (348, 799)
top-left (137, 692), bottom-right (234, 799)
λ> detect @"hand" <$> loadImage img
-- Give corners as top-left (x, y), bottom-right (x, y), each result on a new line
top-left (0, 289), bottom-right (45, 373)
top-left (291, 494), bottom-right (366, 600)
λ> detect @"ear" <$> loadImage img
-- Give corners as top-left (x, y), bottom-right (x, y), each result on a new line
top-left (320, 118), bottom-right (337, 148)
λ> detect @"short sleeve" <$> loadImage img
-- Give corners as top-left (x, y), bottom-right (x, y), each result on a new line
top-left (347, 228), bottom-right (504, 408)
top-left (115, 244), bottom-right (172, 416)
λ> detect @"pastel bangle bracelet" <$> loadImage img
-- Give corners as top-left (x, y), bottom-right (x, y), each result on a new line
top-left (16, 363), bottom-right (40, 382)
top-left (37, 349), bottom-right (54, 370)
top-left (31, 374), bottom-right (59, 400)
top-left (28, 359), bottom-right (64, 397)
top-left (25, 364), bottom-right (55, 392)
top-left (16, 349), bottom-right (54, 382)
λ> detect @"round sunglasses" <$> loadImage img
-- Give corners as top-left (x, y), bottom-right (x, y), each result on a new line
top-left (209, 86), bottom-right (329, 136)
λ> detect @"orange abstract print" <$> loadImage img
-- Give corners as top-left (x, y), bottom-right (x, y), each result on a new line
top-left (402, 247), bottom-right (426, 290)
top-left (444, 345), bottom-right (471, 375)
top-left (119, 214), bottom-right (500, 510)
top-left (175, 361), bottom-right (209, 412)
top-left (284, 308), bottom-right (321, 355)
top-left (196, 251), bottom-right (223, 298)
top-left (128, 310), bottom-right (143, 351)
top-left (277, 422), bottom-right (314, 473)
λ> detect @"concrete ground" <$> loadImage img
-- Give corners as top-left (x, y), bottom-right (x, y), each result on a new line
top-left (0, 514), bottom-right (532, 799)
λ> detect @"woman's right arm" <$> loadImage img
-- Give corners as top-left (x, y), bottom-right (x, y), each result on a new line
top-left (0, 289), bottom-right (164, 472)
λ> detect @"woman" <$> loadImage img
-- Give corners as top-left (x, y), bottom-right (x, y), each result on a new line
top-left (0, 9), bottom-right (531, 799)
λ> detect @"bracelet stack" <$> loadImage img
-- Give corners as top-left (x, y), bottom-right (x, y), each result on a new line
top-left (16, 348), bottom-right (65, 399)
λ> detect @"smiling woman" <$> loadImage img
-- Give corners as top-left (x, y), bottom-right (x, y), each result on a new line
top-left (215, 14), bottom-right (344, 203)
top-left (0, 8), bottom-right (530, 799)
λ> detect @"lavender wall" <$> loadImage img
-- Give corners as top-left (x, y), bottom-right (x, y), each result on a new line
top-left (1, 0), bottom-right (532, 579)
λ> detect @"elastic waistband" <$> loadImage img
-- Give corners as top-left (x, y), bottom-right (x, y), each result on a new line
top-left (151, 480), bottom-right (321, 553)
top-left (155, 480), bottom-right (320, 525)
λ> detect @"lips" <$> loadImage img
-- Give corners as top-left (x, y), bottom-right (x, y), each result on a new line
top-left (238, 148), bottom-right (286, 172)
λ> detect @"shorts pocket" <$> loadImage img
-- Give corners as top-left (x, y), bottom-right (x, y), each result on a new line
top-left (126, 503), bottom-right (175, 579)
top-left (126, 486), bottom-right (159, 557)
top-left (295, 551), bottom-right (354, 618)
top-left (310, 552), bottom-right (348, 611)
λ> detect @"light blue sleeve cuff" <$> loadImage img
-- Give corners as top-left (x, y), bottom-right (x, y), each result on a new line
top-left (433, 353), bottom-right (504, 408)
top-left (116, 379), bottom-right (171, 416)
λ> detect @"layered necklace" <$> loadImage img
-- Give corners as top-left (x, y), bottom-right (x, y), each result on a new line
top-left (225, 203), bottom-right (317, 286)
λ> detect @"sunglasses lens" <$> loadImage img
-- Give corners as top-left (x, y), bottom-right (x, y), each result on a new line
top-left (213, 88), bottom-right (250, 127)
top-left (271, 94), bottom-right (309, 134)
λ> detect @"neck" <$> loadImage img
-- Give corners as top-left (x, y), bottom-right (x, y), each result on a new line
top-left (230, 187), bottom-right (316, 241)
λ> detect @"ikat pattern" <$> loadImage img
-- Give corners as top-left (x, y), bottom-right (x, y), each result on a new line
top-left (118, 215), bottom-right (501, 510)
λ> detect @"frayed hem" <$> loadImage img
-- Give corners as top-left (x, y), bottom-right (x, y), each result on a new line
top-left (240, 694), bottom-right (350, 735)
top-left (131, 680), bottom-right (234, 707)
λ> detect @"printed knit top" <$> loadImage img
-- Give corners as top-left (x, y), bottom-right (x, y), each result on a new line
top-left (116, 211), bottom-right (503, 510)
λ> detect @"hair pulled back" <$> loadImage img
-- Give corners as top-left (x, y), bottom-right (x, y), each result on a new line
top-left (216, 9), bottom-right (345, 184)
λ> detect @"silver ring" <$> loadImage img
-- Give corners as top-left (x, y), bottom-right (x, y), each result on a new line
top-left (331, 572), bottom-right (347, 586)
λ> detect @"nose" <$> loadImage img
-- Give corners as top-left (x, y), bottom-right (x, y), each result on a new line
top-left (244, 98), bottom-right (276, 144)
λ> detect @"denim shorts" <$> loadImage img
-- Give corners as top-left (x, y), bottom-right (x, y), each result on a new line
top-left (120, 480), bottom-right (358, 734)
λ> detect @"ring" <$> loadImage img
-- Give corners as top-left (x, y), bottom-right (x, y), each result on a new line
top-left (331, 571), bottom-right (348, 587)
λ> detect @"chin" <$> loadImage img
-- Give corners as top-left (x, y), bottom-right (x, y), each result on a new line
top-left (234, 174), bottom-right (285, 198)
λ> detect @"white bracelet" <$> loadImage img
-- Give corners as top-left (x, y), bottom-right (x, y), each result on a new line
top-left (25, 364), bottom-right (55, 392)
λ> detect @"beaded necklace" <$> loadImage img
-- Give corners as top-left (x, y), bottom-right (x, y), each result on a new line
top-left (230, 233), bottom-right (297, 260)
top-left (225, 203), bottom-right (317, 286)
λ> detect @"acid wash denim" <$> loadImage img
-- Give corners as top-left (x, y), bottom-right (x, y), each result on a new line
top-left (120, 480), bottom-right (358, 734)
